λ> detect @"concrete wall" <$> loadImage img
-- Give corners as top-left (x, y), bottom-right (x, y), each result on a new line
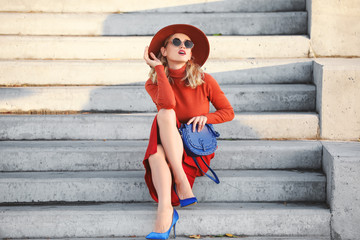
top-left (313, 59), bottom-right (360, 141)
top-left (309, 0), bottom-right (360, 57)
top-left (322, 141), bottom-right (360, 240)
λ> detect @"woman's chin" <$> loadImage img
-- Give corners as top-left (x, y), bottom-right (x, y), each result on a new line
top-left (168, 55), bottom-right (189, 62)
top-left (167, 58), bottom-right (188, 67)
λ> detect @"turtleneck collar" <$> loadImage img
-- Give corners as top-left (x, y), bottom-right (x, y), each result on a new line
top-left (168, 64), bottom-right (186, 79)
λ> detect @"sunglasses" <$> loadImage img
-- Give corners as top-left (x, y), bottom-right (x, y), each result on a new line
top-left (168, 37), bottom-right (194, 49)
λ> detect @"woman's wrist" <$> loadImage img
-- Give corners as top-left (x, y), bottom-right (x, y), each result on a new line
top-left (154, 64), bottom-right (164, 69)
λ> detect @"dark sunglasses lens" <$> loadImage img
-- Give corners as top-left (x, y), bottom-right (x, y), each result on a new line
top-left (172, 38), bottom-right (181, 46)
top-left (185, 40), bottom-right (194, 49)
top-left (171, 38), bottom-right (194, 49)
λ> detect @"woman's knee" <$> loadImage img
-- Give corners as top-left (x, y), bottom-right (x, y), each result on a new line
top-left (157, 109), bottom-right (176, 126)
top-left (148, 145), bottom-right (166, 165)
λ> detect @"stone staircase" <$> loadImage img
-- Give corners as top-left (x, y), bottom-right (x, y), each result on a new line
top-left (0, 0), bottom-right (330, 239)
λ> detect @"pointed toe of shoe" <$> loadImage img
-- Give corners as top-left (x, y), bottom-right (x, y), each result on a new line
top-left (146, 209), bottom-right (179, 239)
top-left (145, 232), bottom-right (166, 239)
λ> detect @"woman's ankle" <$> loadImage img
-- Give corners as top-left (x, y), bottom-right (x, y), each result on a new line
top-left (175, 179), bottom-right (194, 199)
top-left (174, 173), bottom-right (190, 186)
top-left (154, 205), bottom-right (173, 233)
top-left (157, 203), bottom-right (173, 213)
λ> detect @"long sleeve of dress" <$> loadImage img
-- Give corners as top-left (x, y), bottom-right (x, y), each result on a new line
top-left (145, 65), bottom-right (176, 110)
top-left (203, 73), bottom-right (235, 124)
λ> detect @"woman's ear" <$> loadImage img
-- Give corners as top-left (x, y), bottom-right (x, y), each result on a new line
top-left (160, 47), bottom-right (167, 57)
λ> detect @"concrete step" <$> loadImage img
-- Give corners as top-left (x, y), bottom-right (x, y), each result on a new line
top-left (0, 12), bottom-right (307, 36)
top-left (0, 0), bottom-right (306, 13)
top-left (0, 113), bottom-right (319, 140)
top-left (10, 238), bottom-right (329, 240)
top-left (0, 140), bottom-right (322, 172)
top-left (0, 170), bottom-right (326, 203)
top-left (0, 202), bottom-right (330, 238)
top-left (0, 35), bottom-right (310, 60)
top-left (0, 84), bottom-right (316, 113)
top-left (225, 84), bottom-right (315, 112)
top-left (0, 59), bottom-right (313, 86)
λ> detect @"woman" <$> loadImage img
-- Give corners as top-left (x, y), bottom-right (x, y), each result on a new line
top-left (143, 24), bottom-right (234, 239)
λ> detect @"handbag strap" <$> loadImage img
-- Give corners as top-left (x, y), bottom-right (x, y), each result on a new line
top-left (207, 124), bottom-right (220, 138)
top-left (192, 156), bottom-right (220, 184)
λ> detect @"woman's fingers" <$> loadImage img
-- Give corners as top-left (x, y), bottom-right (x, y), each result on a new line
top-left (150, 52), bottom-right (162, 65)
top-left (150, 52), bottom-right (156, 60)
top-left (143, 46), bottom-right (153, 63)
top-left (143, 47), bottom-right (152, 66)
top-left (143, 46), bottom-right (149, 60)
top-left (192, 118), bottom-right (199, 132)
top-left (144, 46), bottom-right (161, 68)
top-left (187, 117), bottom-right (194, 130)
top-left (187, 117), bottom-right (196, 132)
top-left (187, 116), bottom-right (207, 132)
top-left (197, 116), bottom-right (207, 132)
top-left (187, 117), bottom-right (195, 125)
top-left (198, 116), bottom-right (207, 132)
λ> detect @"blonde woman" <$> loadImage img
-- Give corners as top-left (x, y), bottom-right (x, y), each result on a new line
top-left (143, 24), bottom-right (234, 239)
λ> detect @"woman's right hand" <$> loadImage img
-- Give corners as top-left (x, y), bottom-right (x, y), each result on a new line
top-left (144, 46), bottom-right (162, 68)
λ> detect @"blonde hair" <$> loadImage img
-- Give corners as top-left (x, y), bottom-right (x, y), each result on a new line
top-left (148, 35), bottom-right (204, 89)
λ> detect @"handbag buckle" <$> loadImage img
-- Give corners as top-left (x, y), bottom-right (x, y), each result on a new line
top-left (199, 138), bottom-right (207, 151)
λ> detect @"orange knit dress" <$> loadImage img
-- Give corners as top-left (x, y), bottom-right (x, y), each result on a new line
top-left (143, 64), bottom-right (234, 206)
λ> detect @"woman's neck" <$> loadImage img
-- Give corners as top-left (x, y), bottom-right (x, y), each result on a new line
top-left (167, 60), bottom-right (187, 70)
top-left (168, 63), bottom-right (186, 79)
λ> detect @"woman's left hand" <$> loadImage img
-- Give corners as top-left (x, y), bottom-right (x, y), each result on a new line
top-left (187, 115), bottom-right (208, 132)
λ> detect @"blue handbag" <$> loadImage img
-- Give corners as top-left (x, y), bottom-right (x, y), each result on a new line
top-left (179, 123), bottom-right (220, 184)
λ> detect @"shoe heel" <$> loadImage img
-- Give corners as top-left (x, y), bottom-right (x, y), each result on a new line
top-left (173, 223), bottom-right (176, 239)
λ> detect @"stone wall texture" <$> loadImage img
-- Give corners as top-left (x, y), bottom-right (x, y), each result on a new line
top-left (322, 142), bottom-right (360, 240)
top-left (309, 0), bottom-right (360, 57)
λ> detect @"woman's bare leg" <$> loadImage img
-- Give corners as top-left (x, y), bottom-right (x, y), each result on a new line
top-left (147, 109), bottom-right (195, 233)
top-left (157, 109), bottom-right (194, 199)
top-left (148, 145), bottom-right (173, 233)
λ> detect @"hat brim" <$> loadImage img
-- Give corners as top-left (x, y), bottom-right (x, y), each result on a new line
top-left (148, 24), bottom-right (210, 67)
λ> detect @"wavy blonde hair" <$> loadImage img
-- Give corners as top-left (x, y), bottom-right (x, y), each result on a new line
top-left (148, 35), bottom-right (204, 89)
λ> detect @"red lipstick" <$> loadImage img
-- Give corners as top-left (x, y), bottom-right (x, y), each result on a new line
top-left (178, 50), bottom-right (186, 55)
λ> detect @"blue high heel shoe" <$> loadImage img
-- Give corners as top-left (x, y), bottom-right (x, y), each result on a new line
top-left (174, 185), bottom-right (198, 208)
top-left (146, 209), bottom-right (179, 240)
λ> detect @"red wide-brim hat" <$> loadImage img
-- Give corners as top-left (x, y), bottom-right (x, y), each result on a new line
top-left (148, 24), bottom-right (210, 67)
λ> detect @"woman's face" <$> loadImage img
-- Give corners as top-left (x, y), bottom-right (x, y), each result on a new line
top-left (161, 33), bottom-right (193, 67)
